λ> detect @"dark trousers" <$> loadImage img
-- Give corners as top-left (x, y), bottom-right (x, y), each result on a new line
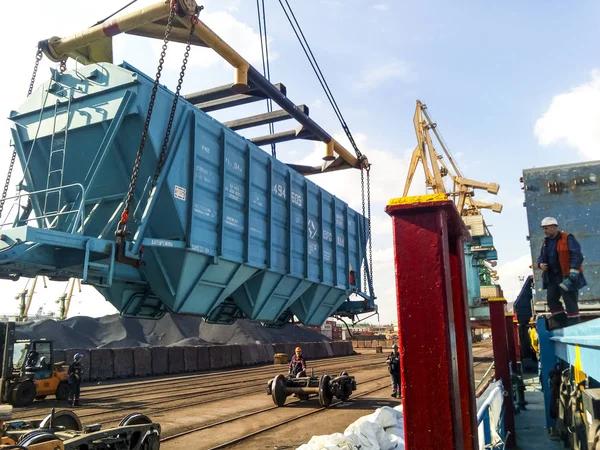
top-left (390, 372), bottom-right (400, 392)
top-left (547, 283), bottom-right (579, 316)
top-left (517, 320), bottom-right (532, 360)
top-left (68, 381), bottom-right (81, 400)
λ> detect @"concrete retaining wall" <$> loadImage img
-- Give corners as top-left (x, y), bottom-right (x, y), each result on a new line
top-left (113, 348), bottom-right (134, 378)
top-left (90, 348), bottom-right (114, 381)
top-left (183, 346), bottom-right (198, 372)
top-left (64, 341), bottom-right (353, 383)
top-left (197, 346), bottom-right (210, 371)
top-left (168, 347), bottom-right (185, 374)
top-left (133, 347), bottom-right (152, 377)
top-left (151, 347), bottom-right (168, 376)
top-left (352, 339), bottom-right (397, 350)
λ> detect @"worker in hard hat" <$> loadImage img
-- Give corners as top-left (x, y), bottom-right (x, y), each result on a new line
top-left (386, 344), bottom-right (401, 398)
top-left (68, 353), bottom-right (84, 407)
top-left (537, 217), bottom-right (587, 329)
top-left (289, 347), bottom-right (307, 377)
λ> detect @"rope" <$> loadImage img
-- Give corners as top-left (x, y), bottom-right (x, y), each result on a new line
top-left (277, 0), bottom-right (363, 160)
top-left (256, 0), bottom-right (276, 157)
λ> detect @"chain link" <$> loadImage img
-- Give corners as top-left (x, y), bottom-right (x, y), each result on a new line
top-left (360, 168), bottom-right (367, 292)
top-left (28, 47), bottom-right (43, 96)
top-left (116, 3), bottom-right (178, 236)
top-left (0, 47), bottom-right (44, 220)
top-left (366, 166), bottom-right (373, 296)
top-left (153, 13), bottom-right (200, 183)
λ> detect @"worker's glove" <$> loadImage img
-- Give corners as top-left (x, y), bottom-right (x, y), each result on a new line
top-left (75, 374), bottom-right (80, 380)
top-left (569, 269), bottom-right (579, 282)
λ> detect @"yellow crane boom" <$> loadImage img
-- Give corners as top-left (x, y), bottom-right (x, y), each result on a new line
top-left (56, 278), bottom-right (81, 321)
top-left (14, 276), bottom-right (47, 322)
top-left (403, 100), bottom-right (503, 218)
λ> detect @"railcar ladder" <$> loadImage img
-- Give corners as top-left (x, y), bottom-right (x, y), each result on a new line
top-left (44, 91), bottom-right (73, 228)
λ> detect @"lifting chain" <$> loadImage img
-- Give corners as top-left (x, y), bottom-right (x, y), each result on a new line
top-left (0, 47), bottom-right (44, 221)
top-left (153, 7), bottom-right (202, 183)
top-left (116, 1), bottom-right (178, 238)
top-left (360, 168), bottom-right (367, 292)
top-left (366, 165), bottom-right (373, 296)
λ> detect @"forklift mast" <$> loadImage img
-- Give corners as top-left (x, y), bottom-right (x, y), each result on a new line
top-left (0, 322), bottom-right (16, 403)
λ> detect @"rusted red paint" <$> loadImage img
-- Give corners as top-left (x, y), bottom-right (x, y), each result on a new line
top-left (449, 238), bottom-right (478, 450)
top-left (386, 200), bottom-right (477, 450)
top-left (489, 300), bottom-right (516, 447)
top-left (103, 20), bottom-right (121, 37)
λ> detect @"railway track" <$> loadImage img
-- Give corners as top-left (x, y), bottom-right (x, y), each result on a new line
top-left (12, 353), bottom-right (386, 422)
top-left (160, 373), bottom-right (394, 449)
top-left (11, 341), bottom-right (493, 450)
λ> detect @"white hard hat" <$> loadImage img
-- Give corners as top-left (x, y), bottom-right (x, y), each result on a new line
top-left (541, 217), bottom-right (558, 227)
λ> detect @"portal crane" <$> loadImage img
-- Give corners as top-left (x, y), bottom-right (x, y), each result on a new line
top-left (403, 99), bottom-right (503, 216)
top-left (14, 276), bottom-right (47, 322)
top-left (402, 100), bottom-right (502, 326)
top-left (55, 278), bottom-right (81, 321)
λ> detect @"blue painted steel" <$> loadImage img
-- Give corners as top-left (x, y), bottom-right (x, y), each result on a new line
top-left (465, 234), bottom-right (498, 319)
top-left (476, 384), bottom-right (505, 447)
top-left (549, 318), bottom-right (600, 383)
top-left (2, 61), bottom-right (375, 325)
top-left (523, 161), bottom-right (600, 312)
top-left (538, 316), bottom-right (600, 433)
top-left (536, 316), bottom-right (557, 432)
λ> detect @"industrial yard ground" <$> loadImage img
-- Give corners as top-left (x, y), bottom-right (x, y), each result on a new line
top-left (10, 341), bottom-right (494, 449)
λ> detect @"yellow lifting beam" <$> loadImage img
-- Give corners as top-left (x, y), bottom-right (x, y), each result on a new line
top-left (38, 0), bottom-right (360, 169)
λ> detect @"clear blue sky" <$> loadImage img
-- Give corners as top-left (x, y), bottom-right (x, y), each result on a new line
top-left (1, 0), bottom-right (599, 321)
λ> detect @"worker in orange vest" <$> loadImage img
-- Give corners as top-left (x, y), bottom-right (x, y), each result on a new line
top-left (537, 217), bottom-right (587, 329)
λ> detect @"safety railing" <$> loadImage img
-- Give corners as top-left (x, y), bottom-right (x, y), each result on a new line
top-left (476, 382), bottom-right (506, 449)
top-left (0, 183), bottom-right (86, 233)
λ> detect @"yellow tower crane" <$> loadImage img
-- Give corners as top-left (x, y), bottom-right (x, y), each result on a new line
top-left (14, 276), bottom-right (47, 322)
top-left (55, 278), bottom-right (82, 321)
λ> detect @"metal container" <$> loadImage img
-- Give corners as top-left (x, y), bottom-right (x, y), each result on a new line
top-left (523, 161), bottom-right (600, 314)
top-left (2, 62), bottom-right (374, 326)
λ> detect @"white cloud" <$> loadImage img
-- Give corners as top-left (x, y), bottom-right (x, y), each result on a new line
top-left (535, 70), bottom-right (600, 159)
top-left (226, 0), bottom-right (241, 12)
top-left (310, 99), bottom-right (323, 110)
top-left (496, 254), bottom-right (532, 305)
top-left (373, 3), bottom-right (390, 11)
top-left (353, 59), bottom-right (416, 91)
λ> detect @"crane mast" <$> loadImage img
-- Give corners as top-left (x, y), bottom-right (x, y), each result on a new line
top-left (402, 100), bottom-right (503, 327)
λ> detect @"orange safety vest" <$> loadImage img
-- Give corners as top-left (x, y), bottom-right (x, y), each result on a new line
top-left (556, 232), bottom-right (583, 276)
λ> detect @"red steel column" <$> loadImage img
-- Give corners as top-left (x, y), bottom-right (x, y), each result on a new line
top-left (449, 232), bottom-right (479, 449)
top-left (488, 298), bottom-right (516, 447)
top-left (385, 196), bottom-right (477, 450)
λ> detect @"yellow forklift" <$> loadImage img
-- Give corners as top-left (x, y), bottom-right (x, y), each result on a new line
top-left (0, 322), bottom-right (69, 407)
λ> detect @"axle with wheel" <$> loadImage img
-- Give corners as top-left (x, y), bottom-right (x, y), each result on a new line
top-left (0, 405), bottom-right (161, 449)
top-left (267, 371), bottom-right (356, 407)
